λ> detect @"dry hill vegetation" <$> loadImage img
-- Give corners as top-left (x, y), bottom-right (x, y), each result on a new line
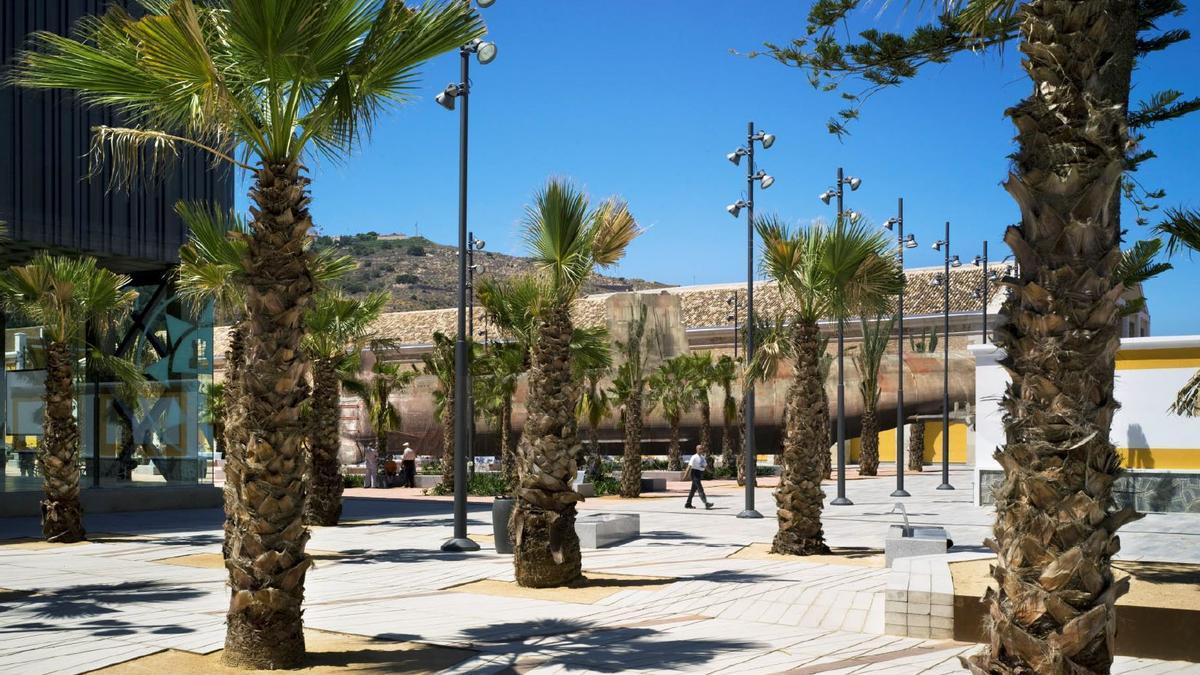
top-left (315, 232), bottom-right (668, 312)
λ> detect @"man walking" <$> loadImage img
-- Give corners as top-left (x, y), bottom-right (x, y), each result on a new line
top-left (401, 442), bottom-right (417, 488)
top-left (685, 444), bottom-right (713, 510)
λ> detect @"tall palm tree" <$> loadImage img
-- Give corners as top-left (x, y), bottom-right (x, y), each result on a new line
top-left (10, 3), bottom-right (485, 665)
top-left (610, 301), bottom-right (655, 498)
top-left (649, 355), bottom-right (697, 471)
top-left (512, 179), bottom-right (641, 588)
top-left (853, 314), bottom-right (895, 476)
top-left (342, 359), bottom-right (417, 476)
top-left (301, 290), bottom-right (387, 526)
top-left (712, 355), bottom-right (739, 473)
top-left (757, 215), bottom-right (901, 556)
top-left (0, 255), bottom-right (137, 542)
top-left (686, 352), bottom-right (716, 460)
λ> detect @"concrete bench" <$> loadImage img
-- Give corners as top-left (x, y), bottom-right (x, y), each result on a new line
top-left (885, 524), bottom-right (951, 567)
top-left (642, 470), bottom-right (686, 482)
top-left (576, 513), bottom-right (640, 549)
top-left (640, 477), bottom-right (667, 492)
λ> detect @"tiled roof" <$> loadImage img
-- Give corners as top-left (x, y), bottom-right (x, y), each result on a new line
top-left (213, 265), bottom-right (1008, 357)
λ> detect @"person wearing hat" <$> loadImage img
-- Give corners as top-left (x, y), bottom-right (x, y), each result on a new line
top-left (401, 442), bottom-right (417, 488)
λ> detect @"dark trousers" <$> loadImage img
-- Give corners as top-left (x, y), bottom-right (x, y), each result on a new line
top-left (401, 460), bottom-right (416, 488)
top-left (686, 472), bottom-right (708, 506)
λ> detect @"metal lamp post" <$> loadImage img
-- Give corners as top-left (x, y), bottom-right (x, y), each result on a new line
top-left (466, 232), bottom-right (485, 478)
top-left (726, 293), bottom-right (739, 361)
top-left (725, 121), bottom-right (775, 520)
top-left (883, 198), bottom-right (917, 498)
top-left (438, 34), bottom-right (497, 553)
top-left (930, 222), bottom-right (959, 492)
top-left (818, 168), bottom-right (862, 507)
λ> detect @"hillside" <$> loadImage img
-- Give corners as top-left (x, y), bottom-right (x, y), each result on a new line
top-left (315, 232), bottom-right (670, 312)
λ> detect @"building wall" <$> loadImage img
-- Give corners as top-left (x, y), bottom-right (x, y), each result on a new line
top-left (972, 336), bottom-right (1200, 513)
top-left (0, 0), bottom-right (233, 272)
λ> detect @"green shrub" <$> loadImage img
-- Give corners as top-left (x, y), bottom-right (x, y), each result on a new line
top-left (406, 245), bottom-right (426, 257)
top-left (343, 473), bottom-right (365, 488)
top-left (395, 273), bottom-right (420, 285)
top-left (592, 476), bottom-right (621, 497)
top-left (424, 472), bottom-right (511, 497)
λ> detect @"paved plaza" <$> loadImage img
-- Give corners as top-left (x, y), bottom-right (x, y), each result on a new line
top-left (1, 469), bottom-right (1197, 674)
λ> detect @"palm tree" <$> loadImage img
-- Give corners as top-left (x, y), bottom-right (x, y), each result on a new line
top-left (342, 359), bottom-right (417, 478)
top-left (301, 290), bottom-right (387, 526)
top-left (422, 332), bottom-right (459, 491)
top-left (476, 341), bottom-right (525, 488)
top-left (11, 3), bottom-right (485, 665)
top-left (512, 179), bottom-right (641, 588)
top-left (712, 355), bottom-right (739, 474)
top-left (853, 315), bottom-right (895, 476)
top-left (0, 255), bottom-right (137, 542)
top-left (577, 368), bottom-right (614, 483)
top-left (201, 382), bottom-right (227, 458)
top-left (687, 352), bottom-right (716, 461)
top-left (757, 215), bottom-right (901, 556)
top-left (610, 301), bottom-right (654, 498)
top-left (649, 355), bottom-right (698, 471)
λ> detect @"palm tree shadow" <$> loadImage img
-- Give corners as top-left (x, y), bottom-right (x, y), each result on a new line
top-left (0, 580), bottom-right (207, 621)
top-left (451, 618), bottom-right (761, 672)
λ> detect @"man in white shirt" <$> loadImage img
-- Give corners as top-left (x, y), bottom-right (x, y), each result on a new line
top-left (685, 444), bottom-right (713, 510)
top-left (401, 442), bottom-right (417, 488)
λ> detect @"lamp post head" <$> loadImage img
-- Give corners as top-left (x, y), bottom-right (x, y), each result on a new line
top-left (726, 201), bottom-right (747, 218)
top-left (846, 176), bottom-right (862, 191)
top-left (932, 240), bottom-right (944, 252)
top-left (727, 148), bottom-right (746, 166)
top-left (883, 217), bottom-right (898, 231)
top-left (930, 274), bottom-right (943, 287)
top-left (435, 83), bottom-right (460, 110)
top-left (819, 190), bottom-right (834, 205)
top-left (951, 255), bottom-right (962, 268)
top-left (757, 172), bottom-right (775, 189)
top-left (845, 209), bottom-right (860, 220)
top-left (473, 39), bottom-right (498, 64)
top-left (972, 255), bottom-right (983, 267)
top-left (726, 295), bottom-right (736, 306)
top-left (758, 132), bottom-right (775, 149)
top-left (474, 239), bottom-right (486, 250)
top-left (904, 234), bottom-right (918, 249)
top-left (476, 0), bottom-right (496, 6)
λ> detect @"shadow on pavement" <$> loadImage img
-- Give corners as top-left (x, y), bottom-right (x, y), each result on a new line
top-left (450, 618), bottom-right (760, 673)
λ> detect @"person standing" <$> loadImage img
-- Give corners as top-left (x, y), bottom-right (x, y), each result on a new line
top-left (401, 442), bottom-right (417, 488)
top-left (685, 444), bottom-right (713, 510)
top-left (363, 442), bottom-right (379, 489)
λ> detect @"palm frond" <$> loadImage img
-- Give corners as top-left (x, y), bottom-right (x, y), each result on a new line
top-left (175, 200), bottom-right (249, 316)
top-left (477, 275), bottom-right (542, 348)
top-left (590, 198), bottom-right (642, 268)
top-left (1116, 238), bottom-right (1172, 285)
top-left (1170, 368), bottom-right (1200, 417)
top-left (1155, 208), bottom-right (1200, 257)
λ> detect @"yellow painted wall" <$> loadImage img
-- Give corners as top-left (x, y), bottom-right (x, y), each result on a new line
top-left (849, 421), bottom-right (968, 465)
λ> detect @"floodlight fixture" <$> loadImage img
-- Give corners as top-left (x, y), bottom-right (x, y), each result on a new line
top-left (846, 176), bottom-right (862, 191)
top-left (819, 190), bottom-right (834, 205)
top-left (904, 234), bottom-right (918, 248)
top-left (951, 255), bottom-right (962, 268)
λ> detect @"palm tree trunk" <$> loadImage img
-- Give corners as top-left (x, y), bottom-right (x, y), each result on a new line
top-left (620, 396), bottom-right (643, 497)
top-left (512, 305), bottom-right (582, 587)
top-left (735, 399), bottom-right (746, 487)
top-left (667, 415), bottom-right (682, 471)
top-left (908, 422), bottom-right (924, 472)
top-left (858, 402), bottom-right (879, 476)
top-left (587, 421), bottom-right (603, 483)
top-left (501, 394), bottom-right (516, 489)
top-left (966, 1), bottom-right (1138, 671)
top-left (222, 322), bottom-right (247, 561)
top-left (698, 398), bottom-right (711, 454)
top-left (772, 321), bottom-right (830, 555)
top-left (304, 359), bottom-right (342, 526)
top-left (440, 392), bottom-right (454, 491)
top-left (223, 162), bottom-right (314, 669)
top-left (40, 341), bottom-right (84, 543)
top-left (721, 390), bottom-right (738, 473)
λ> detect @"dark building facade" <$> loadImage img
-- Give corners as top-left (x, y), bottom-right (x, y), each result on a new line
top-left (1, 1), bottom-right (233, 497)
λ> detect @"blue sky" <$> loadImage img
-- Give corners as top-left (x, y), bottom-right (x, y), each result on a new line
top-left (236, 1), bottom-right (1199, 335)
